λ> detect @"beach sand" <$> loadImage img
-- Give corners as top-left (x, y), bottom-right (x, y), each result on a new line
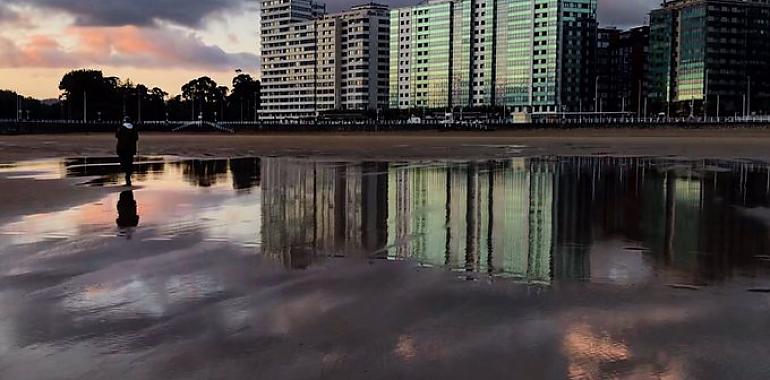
top-left (2, 130), bottom-right (770, 379)
top-left (2, 129), bottom-right (770, 164)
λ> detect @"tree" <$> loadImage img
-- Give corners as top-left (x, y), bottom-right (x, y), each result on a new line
top-left (181, 76), bottom-right (222, 121)
top-left (229, 73), bottom-right (260, 121)
top-left (0, 90), bottom-right (60, 120)
top-left (166, 95), bottom-right (188, 121)
top-left (56, 69), bottom-right (170, 121)
top-left (214, 86), bottom-right (229, 120)
top-left (59, 69), bottom-right (112, 120)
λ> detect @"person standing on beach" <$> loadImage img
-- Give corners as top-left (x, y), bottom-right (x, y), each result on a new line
top-left (116, 116), bottom-right (138, 186)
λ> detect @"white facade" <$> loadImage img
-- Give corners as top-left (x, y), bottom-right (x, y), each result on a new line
top-left (260, 0), bottom-right (326, 118)
top-left (260, 1), bottom-right (390, 119)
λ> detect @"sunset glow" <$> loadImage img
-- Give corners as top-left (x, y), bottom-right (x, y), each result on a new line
top-left (0, 0), bottom-right (654, 99)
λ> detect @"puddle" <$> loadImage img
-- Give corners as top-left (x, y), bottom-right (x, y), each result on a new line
top-left (3, 154), bottom-right (770, 379)
top-left (2, 155), bottom-right (769, 287)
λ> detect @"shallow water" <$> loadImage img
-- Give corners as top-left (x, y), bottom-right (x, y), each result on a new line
top-left (2, 155), bottom-right (770, 379)
top-left (3, 155), bottom-right (770, 287)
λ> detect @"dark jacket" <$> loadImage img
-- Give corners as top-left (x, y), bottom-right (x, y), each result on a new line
top-left (116, 124), bottom-right (138, 156)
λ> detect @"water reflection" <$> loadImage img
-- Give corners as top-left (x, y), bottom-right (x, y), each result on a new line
top-left (258, 157), bottom-right (770, 285)
top-left (3, 155), bottom-right (770, 379)
top-left (8, 155), bottom-right (770, 286)
top-left (116, 190), bottom-right (139, 237)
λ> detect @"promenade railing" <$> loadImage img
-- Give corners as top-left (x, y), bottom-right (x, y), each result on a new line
top-left (2, 116), bottom-right (770, 134)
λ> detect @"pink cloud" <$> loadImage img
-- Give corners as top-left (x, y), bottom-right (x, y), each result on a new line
top-left (0, 34), bottom-right (78, 68)
top-left (0, 25), bottom-right (258, 72)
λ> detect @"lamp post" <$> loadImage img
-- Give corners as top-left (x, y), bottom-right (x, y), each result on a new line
top-left (704, 69), bottom-right (709, 119)
top-left (16, 94), bottom-right (21, 122)
top-left (594, 75), bottom-right (601, 113)
top-left (137, 88), bottom-right (142, 123)
top-left (637, 79), bottom-right (642, 118)
top-left (747, 75), bottom-right (752, 117)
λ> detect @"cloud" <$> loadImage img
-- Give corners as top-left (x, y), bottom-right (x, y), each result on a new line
top-left (0, 5), bottom-right (13, 21)
top-left (0, 4), bottom-right (21, 24)
top-left (0, 35), bottom-right (79, 68)
top-left (4, 0), bottom-right (251, 27)
top-left (598, 0), bottom-right (659, 27)
top-left (5, 0), bottom-right (659, 30)
top-left (0, 26), bottom-right (259, 72)
top-left (329, 0), bottom-right (658, 28)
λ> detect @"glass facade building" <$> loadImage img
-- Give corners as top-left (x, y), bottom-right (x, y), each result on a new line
top-left (390, 1), bottom-right (453, 109)
top-left (390, 0), bottom-right (598, 113)
top-left (648, 0), bottom-right (770, 116)
top-left (596, 26), bottom-right (650, 114)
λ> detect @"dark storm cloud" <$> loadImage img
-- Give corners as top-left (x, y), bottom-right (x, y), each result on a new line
top-left (7, 0), bottom-right (251, 27)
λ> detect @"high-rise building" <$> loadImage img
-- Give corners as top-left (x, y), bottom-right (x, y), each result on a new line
top-left (389, 0), bottom-right (598, 113)
top-left (260, 1), bottom-right (390, 119)
top-left (648, 0), bottom-right (770, 117)
top-left (260, 0), bottom-right (326, 119)
top-left (596, 26), bottom-right (649, 114)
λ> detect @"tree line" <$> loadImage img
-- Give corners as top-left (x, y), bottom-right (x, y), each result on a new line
top-left (0, 69), bottom-right (260, 122)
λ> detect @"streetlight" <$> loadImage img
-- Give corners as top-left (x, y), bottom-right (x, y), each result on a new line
top-left (137, 87), bottom-right (142, 123)
top-left (16, 94), bottom-right (21, 122)
top-left (704, 69), bottom-right (709, 119)
top-left (637, 79), bottom-right (642, 118)
top-left (595, 75), bottom-right (601, 114)
top-left (747, 75), bottom-right (752, 117)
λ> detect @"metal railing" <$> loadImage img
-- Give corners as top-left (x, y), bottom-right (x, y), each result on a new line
top-left (2, 116), bottom-right (770, 134)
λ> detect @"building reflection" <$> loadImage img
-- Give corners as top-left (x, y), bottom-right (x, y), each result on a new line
top-left (260, 157), bottom-right (770, 285)
top-left (384, 159), bottom-right (556, 283)
top-left (61, 155), bottom-right (770, 285)
top-left (260, 159), bottom-right (388, 269)
top-left (260, 158), bottom-right (558, 281)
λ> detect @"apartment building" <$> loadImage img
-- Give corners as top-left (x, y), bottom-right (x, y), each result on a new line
top-left (389, 0), bottom-right (598, 113)
top-left (260, 1), bottom-right (389, 119)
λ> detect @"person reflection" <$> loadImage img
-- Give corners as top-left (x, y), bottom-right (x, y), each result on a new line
top-left (116, 190), bottom-right (140, 238)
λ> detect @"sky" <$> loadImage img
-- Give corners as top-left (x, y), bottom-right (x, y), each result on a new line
top-left (0, 0), bottom-right (658, 99)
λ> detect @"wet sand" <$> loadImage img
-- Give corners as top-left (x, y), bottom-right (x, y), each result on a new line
top-left (2, 132), bottom-right (770, 379)
top-left (4, 130), bottom-right (770, 221)
top-left (2, 128), bottom-right (770, 163)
